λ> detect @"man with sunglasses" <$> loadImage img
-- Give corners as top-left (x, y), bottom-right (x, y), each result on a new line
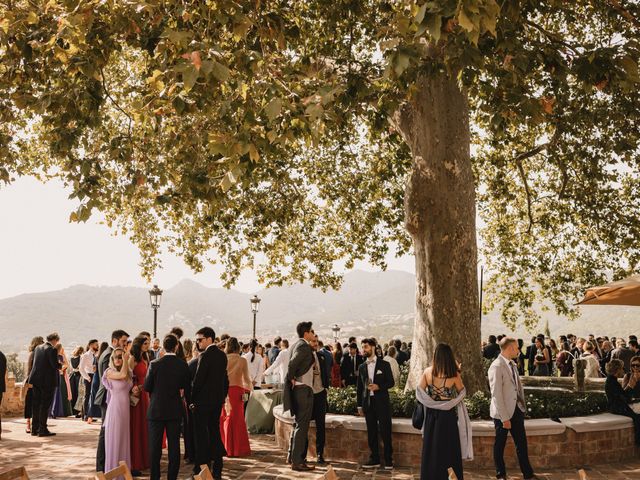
top-left (189, 327), bottom-right (229, 480)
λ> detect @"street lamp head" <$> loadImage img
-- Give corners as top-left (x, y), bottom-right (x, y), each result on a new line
top-left (332, 324), bottom-right (341, 333)
top-left (250, 294), bottom-right (261, 313)
top-left (149, 284), bottom-right (163, 309)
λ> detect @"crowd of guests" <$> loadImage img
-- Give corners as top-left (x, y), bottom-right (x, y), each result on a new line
top-left (482, 332), bottom-right (640, 379)
top-left (14, 326), bottom-right (640, 480)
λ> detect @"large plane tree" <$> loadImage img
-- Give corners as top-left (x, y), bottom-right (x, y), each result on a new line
top-left (1, 0), bottom-right (639, 392)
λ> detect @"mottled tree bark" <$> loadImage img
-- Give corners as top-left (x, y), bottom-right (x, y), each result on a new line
top-left (395, 72), bottom-right (485, 394)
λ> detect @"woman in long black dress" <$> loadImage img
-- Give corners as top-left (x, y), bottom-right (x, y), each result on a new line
top-left (417, 343), bottom-right (465, 479)
top-left (24, 336), bottom-right (44, 433)
top-left (69, 346), bottom-right (84, 417)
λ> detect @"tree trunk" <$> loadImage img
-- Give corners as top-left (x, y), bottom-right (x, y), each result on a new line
top-left (395, 72), bottom-right (485, 394)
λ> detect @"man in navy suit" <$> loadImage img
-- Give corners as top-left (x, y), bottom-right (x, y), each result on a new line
top-left (27, 332), bottom-right (61, 437)
top-left (357, 338), bottom-right (395, 470)
top-left (145, 334), bottom-right (191, 480)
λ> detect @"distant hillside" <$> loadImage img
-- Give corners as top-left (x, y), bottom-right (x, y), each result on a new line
top-left (1, 269), bottom-right (638, 355)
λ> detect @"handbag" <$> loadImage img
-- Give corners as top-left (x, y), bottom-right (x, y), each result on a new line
top-left (412, 402), bottom-right (425, 429)
top-left (129, 393), bottom-right (140, 407)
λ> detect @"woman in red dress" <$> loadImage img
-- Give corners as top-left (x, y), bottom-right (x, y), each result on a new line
top-left (331, 342), bottom-right (343, 388)
top-left (220, 337), bottom-right (252, 457)
top-left (129, 335), bottom-right (151, 473)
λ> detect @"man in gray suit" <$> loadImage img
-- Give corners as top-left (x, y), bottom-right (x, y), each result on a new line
top-left (489, 337), bottom-right (539, 480)
top-left (282, 321), bottom-right (316, 472)
top-left (95, 329), bottom-right (129, 472)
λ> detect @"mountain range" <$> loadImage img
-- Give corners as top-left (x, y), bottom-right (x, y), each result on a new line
top-left (1, 269), bottom-right (638, 355)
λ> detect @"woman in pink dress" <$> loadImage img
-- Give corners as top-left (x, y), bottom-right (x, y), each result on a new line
top-left (102, 348), bottom-right (133, 477)
top-left (220, 337), bottom-right (252, 457)
top-left (129, 336), bottom-right (151, 473)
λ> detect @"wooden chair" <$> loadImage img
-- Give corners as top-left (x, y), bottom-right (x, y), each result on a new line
top-left (447, 467), bottom-right (458, 480)
top-left (578, 469), bottom-right (589, 480)
top-left (194, 464), bottom-right (214, 480)
top-left (323, 465), bottom-right (340, 480)
top-left (94, 462), bottom-right (133, 480)
top-left (0, 466), bottom-right (30, 480)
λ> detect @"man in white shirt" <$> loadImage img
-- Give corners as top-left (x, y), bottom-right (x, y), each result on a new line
top-left (78, 339), bottom-right (98, 422)
top-left (264, 339), bottom-right (290, 384)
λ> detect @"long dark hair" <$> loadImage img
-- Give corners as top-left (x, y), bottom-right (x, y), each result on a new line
top-left (333, 342), bottom-right (343, 363)
top-left (432, 343), bottom-right (458, 378)
top-left (226, 337), bottom-right (240, 354)
top-left (250, 339), bottom-right (258, 362)
top-left (98, 341), bottom-right (109, 358)
top-left (131, 335), bottom-right (149, 363)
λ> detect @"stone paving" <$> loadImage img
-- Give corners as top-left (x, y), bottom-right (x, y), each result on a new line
top-left (1, 417), bottom-right (640, 479)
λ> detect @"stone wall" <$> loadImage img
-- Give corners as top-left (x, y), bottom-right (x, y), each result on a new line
top-left (1, 375), bottom-right (25, 416)
top-left (274, 408), bottom-right (640, 469)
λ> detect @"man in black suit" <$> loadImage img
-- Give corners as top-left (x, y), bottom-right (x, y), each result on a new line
top-left (303, 334), bottom-right (330, 465)
top-left (357, 337), bottom-right (395, 470)
top-left (340, 342), bottom-right (363, 387)
top-left (525, 336), bottom-right (537, 376)
top-left (393, 339), bottom-right (409, 366)
top-left (27, 332), bottom-right (61, 437)
top-left (283, 321), bottom-right (316, 472)
top-left (189, 327), bottom-right (228, 479)
top-left (483, 335), bottom-right (501, 360)
top-left (145, 334), bottom-right (191, 480)
top-left (184, 350), bottom-right (200, 464)
top-left (95, 329), bottom-right (129, 472)
top-left (0, 349), bottom-right (6, 439)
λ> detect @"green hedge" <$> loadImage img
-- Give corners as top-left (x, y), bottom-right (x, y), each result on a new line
top-left (326, 386), bottom-right (607, 420)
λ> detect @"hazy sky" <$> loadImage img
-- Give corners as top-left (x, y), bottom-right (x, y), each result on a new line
top-left (0, 177), bottom-right (415, 300)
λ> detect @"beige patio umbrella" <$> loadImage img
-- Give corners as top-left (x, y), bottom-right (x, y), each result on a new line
top-left (577, 274), bottom-right (640, 306)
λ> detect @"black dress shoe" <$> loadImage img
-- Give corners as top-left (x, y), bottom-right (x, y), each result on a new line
top-left (317, 456), bottom-right (326, 465)
top-left (30, 431), bottom-right (39, 436)
top-left (131, 470), bottom-right (142, 477)
top-left (38, 431), bottom-right (56, 437)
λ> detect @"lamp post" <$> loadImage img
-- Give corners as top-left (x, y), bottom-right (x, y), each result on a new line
top-left (250, 294), bottom-right (261, 341)
top-left (149, 284), bottom-right (163, 339)
top-left (332, 324), bottom-right (341, 344)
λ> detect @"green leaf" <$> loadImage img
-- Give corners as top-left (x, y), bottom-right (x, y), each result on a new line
top-left (182, 66), bottom-right (199, 92)
top-left (210, 61), bottom-right (231, 82)
top-left (426, 14), bottom-right (442, 42)
top-left (458, 8), bottom-right (475, 32)
top-left (415, 3), bottom-right (428, 25)
top-left (394, 53), bottom-right (410, 77)
top-left (265, 97), bottom-right (283, 121)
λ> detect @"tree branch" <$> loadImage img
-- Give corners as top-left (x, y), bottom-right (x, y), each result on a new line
top-left (100, 67), bottom-right (134, 137)
top-left (606, 0), bottom-right (640, 29)
top-left (523, 20), bottom-right (581, 55)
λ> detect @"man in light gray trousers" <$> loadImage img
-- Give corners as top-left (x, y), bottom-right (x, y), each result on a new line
top-left (282, 321), bottom-right (316, 472)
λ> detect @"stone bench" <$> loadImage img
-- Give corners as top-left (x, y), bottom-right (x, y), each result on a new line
top-left (273, 406), bottom-right (639, 469)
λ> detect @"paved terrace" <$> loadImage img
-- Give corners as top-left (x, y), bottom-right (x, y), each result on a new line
top-left (1, 417), bottom-right (639, 479)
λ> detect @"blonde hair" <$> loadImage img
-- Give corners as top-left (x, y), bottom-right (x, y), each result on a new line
top-left (108, 348), bottom-right (131, 380)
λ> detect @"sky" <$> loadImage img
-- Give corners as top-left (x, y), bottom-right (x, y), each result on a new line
top-left (0, 177), bottom-right (415, 300)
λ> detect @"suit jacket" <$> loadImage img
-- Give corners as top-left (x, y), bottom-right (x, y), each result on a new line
top-left (282, 338), bottom-right (315, 414)
top-left (0, 350), bottom-right (6, 393)
top-left (185, 357), bottom-right (199, 404)
top-left (93, 346), bottom-right (113, 407)
top-left (488, 355), bottom-right (525, 421)
top-left (356, 357), bottom-right (394, 412)
top-left (191, 344), bottom-right (228, 407)
top-left (316, 351), bottom-right (330, 391)
top-left (145, 354), bottom-right (191, 421)
top-left (27, 343), bottom-right (60, 389)
top-left (395, 349), bottom-right (409, 366)
top-left (340, 353), bottom-right (364, 386)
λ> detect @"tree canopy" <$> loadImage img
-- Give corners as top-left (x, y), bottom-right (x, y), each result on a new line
top-left (1, 0), bottom-right (640, 329)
